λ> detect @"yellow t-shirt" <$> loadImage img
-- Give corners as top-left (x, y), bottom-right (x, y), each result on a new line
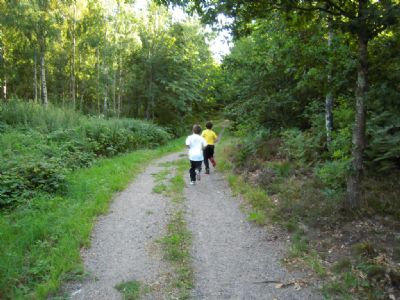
top-left (202, 129), bottom-right (218, 145)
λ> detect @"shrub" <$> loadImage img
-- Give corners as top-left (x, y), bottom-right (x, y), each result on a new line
top-left (280, 128), bottom-right (321, 165)
top-left (234, 128), bottom-right (272, 168)
top-left (366, 111), bottom-right (400, 172)
top-left (0, 101), bottom-right (171, 209)
top-left (315, 159), bottom-right (350, 190)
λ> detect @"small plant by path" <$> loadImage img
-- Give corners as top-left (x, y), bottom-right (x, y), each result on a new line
top-left (115, 280), bottom-right (150, 300)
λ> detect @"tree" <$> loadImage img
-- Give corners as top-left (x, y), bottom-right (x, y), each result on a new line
top-left (161, 0), bottom-right (400, 209)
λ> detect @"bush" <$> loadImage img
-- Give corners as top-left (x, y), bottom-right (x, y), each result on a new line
top-left (366, 111), bottom-right (400, 172)
top-left (280, 128), bottom-right (321, 165)
top-left (234, 128), bottom-right (272, 169)
top-left (0, 101), bottom-right (171, 209)
top-left (315, 159), bottom-right (350, 190)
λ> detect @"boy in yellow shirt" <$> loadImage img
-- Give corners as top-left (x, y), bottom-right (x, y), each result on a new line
top-left (202, 121), bottom-right (218, 174)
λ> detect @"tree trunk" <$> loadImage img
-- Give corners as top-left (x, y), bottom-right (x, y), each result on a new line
top-left (3, 77), bottom-right (6, 100)
top-left (113, 69), bottom-right (116, 113)
top-left (96, 47), bottom-right (100, 114)
top-left (34, 50), bottom-right (38, 102)
top-left (346, 0), bottom-right (368, 209)
top-left (117, 61), bottom-right (122, 118)
top-left (40, 41), bottom-right (48, 107)
top-left (103, 87), bottom-right (108, 116)
top-left (325, 22), bottom-right (334, 147)
top-left (71, 0), bottom-right (76, 109)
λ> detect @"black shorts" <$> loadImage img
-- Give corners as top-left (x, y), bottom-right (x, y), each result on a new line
top-left (204, 145), bottom-right (215, 159)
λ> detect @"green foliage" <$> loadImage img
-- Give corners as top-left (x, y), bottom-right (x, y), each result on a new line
top-left (234, 128), bottom-right (274, 168)
top-left (315, 159), bottom-right (350, 190)
top-left (366, 111), bottom-right (400, 172)
top-left (0, 1), bottom-right (217, 129)
top-left (280, 128), bottom-right (320, 165)
top-left (0, 100), bottom-right (83, 133)
top-left (0, 101), bottom-right (171, 209)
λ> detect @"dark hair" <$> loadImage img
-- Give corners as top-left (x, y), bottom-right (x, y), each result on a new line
top-left (193, 124), bottom-right (202, 134)
top-left (206, 121), bottom-right (213, 129)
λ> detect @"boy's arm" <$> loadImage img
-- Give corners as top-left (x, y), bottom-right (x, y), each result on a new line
top-left (185, 136), bottom-right (190, 149)
top-left (202, 138), bottom-right (207, 150)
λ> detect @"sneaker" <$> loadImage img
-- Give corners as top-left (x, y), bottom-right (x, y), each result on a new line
top-left (190, 181), bottom-right (195, 185)
top-left (210, 157), bottom-right (216, 168)
top-left (205, 169), bottom-right (210, 174)
top-left (195, 169), bottom-right (201, 181)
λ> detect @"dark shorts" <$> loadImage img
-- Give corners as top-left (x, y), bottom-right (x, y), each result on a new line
top-left (204, 145), bottom-right (215, 159)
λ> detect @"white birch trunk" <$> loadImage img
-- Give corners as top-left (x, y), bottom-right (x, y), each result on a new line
top-left (325, 24), bottom-right (334, 147)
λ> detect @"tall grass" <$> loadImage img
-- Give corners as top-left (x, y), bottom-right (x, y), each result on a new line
top-left (0, 138), bottom-right (185, 299)
top-left (0, 100), bottom-right (84, 133)
top-left (0, 100), bottom-right (172, 208)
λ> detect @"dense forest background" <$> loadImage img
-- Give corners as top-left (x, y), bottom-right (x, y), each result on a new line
top-left (1, 0), bottom-right (400, 298)
top-left (0, 0), bottom-right (217, 132)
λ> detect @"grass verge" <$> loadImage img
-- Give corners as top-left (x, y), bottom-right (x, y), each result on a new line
top-left (0, 138), bottom-right (185, 300)
top-left (156, 159), bottom-right (193, 299)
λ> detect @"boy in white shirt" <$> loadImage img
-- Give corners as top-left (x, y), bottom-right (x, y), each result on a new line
top-left (185, 124), bottom-right (207, 185)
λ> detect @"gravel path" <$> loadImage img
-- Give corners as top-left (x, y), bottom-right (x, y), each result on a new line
top-left (186, 170), bottom-right (321, 299)
top-left (68, 152), bottom-right (183, 300)
top-left (67, 151), bottom-right (321, 300)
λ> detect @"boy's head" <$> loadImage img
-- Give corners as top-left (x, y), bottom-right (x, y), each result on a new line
top-left (206, 121), bottom-right (213, 129)
top-left (192, 124), bottom-right (202, 134)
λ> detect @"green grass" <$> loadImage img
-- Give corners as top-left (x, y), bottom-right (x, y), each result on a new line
top-left (0, 137), bottom-right (185, 300)
top-left (115, 280), bottom-right (150, 300)
top-left (158, 158), bottom-right (193, 299)
top-left (152, 183), bottom-right (168, 194)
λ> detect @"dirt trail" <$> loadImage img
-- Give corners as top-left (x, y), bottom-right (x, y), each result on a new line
top-left (186, 171), bottom-right (321, 299)
top-left (68, 152), bottom-right (183, 300)
top-left (67, 151), bottom-right (321, 300)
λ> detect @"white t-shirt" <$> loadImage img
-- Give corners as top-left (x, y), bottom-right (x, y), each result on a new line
top-left (185, 134), bottom-right (207, 161)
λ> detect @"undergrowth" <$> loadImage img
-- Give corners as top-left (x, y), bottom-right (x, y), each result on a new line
top-left (0, 100), bottom-right (171, 209)
top-left (216, 127), bottom-right (400, 300)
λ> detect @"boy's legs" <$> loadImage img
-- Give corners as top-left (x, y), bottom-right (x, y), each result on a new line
top-left (207, 145), bottom-right (216, 168)
top-left (190, 160), bottom-right (202, 182)
top-left (189, 160), bottom-right (197, 182)
top-left (195, 160), bottom-right (202, 180)
top-left (203, 145), bottom-right (212, 173)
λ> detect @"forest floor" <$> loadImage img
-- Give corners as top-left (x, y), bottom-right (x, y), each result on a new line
top-left (62, 151), bottom-right (322, 300)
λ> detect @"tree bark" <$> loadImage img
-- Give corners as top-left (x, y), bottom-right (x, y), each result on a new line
top-left (117, 60), bottom-right (122, 118)
top-left (325, 21), bottom-right (334, 147)
top-left (34, 50), bottom-right (38, 102)
top-left (40, 37), bottom-right (48, 107)
top-left (346, 0), bottom-right (368, 209)
top-left (3, 77), bottom-right (6, 100)
top-left (2, 46), bottom-right (7, 100)
top-left (96, 47), bottom-right (100, 114)
top-left (113, 69), bottom-right (116, 113)
top-left (103, 87), bottom-right (108, 116)
top-left (71, 0), bottom-right (76, 109)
